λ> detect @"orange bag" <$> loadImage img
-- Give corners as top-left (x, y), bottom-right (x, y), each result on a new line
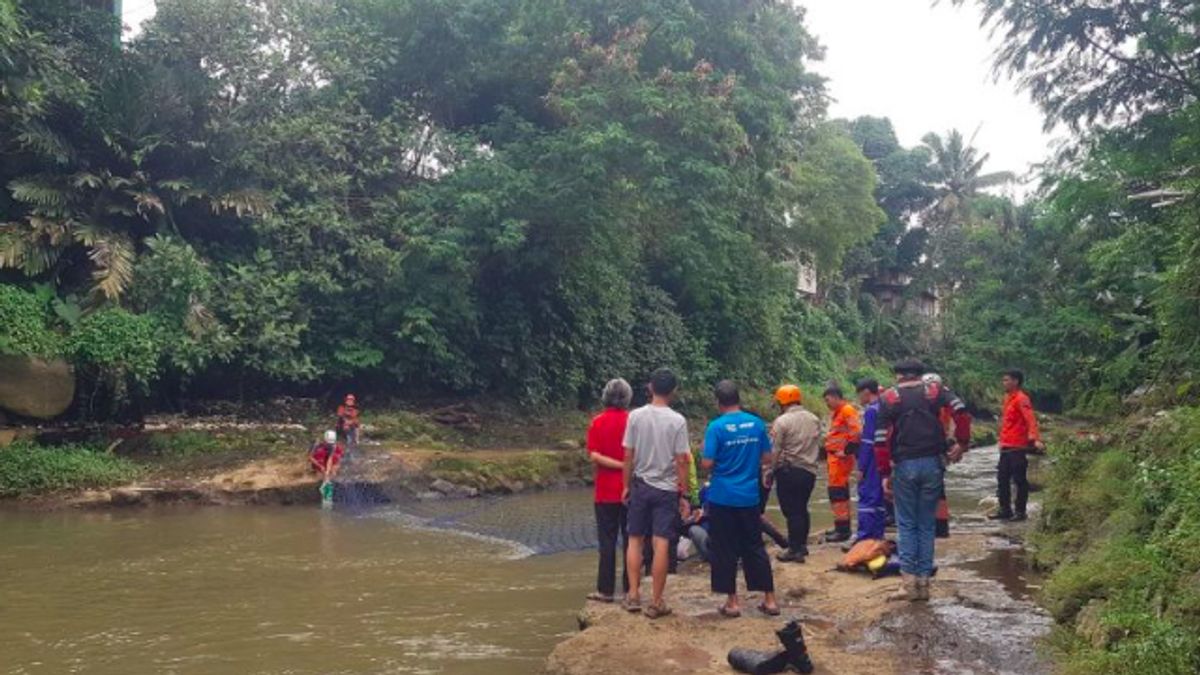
top-left (838, 539), bottom-right (895, 570)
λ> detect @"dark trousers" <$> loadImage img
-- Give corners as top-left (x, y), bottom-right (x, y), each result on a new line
top-left (775, 466), bottom-right (816, 554)
top-left (708, 503), bottom-right (775, 595)
top-left (594, 503), bottom-right (629, 596)
top-left (997, 449), bottom-right (1030, 516)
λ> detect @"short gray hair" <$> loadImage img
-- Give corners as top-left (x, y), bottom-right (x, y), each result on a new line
top-left (601, 378), bottom-right (633, 409)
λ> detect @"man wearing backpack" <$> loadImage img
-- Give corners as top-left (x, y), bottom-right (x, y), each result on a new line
top-left (876, 359), bottom-right (971, 602)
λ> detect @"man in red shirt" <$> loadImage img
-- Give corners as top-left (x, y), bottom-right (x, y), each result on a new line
top-left (991, 369), bottom-right (1045, 522)
top-left (586, 378), bottom-right (633, 603)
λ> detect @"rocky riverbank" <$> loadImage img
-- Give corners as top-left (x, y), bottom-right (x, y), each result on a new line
top-left (547, 527), bottom-right (1051, 675)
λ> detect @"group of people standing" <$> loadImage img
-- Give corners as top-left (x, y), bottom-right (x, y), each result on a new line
top-left (586, 359), bottom-right (1044, 616)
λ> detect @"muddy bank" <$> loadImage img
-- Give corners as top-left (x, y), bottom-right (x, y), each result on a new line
top-left (546, 530), bottom-right (1050, 675)
top-left (23, 442), bottom-right (591, 510)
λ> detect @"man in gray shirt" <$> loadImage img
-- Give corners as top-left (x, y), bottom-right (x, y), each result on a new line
top-left (622, 368), bottom-right (691, 619)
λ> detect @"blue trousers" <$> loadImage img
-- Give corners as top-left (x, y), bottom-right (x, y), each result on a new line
top-left (893, 455), bottom-right (943, 577)
top-left (855, 450), bottom-right (887, 542)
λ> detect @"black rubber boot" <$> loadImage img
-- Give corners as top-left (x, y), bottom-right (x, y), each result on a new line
top-left (727, 649), bottom-right (790, 674)
top-left (776, 620), bottom-right (815, 674)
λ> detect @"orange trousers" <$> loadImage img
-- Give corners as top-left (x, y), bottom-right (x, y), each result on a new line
top-left (827, 453), bottom-right (855, 535)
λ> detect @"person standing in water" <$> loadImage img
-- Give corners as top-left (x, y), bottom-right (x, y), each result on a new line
top-left (992, 369), bottom-right (1043, 522)
top-left (622, 368), bottom-right (691, 619)
top-left (586, 378), bottom-right (633, 603)
top-left (768, 384), bottom-right (821, 563)
top-left (823, 386), bottom-right (861, 543)
top-left (703, 380), bottom-right (780, 618)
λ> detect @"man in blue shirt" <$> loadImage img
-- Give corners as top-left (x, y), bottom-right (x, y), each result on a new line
top-left (701, 380), bottom-right (780, 618)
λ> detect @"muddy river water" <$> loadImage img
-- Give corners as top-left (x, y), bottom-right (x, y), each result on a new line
top-left (1, 446), bottom-right (1041, 674)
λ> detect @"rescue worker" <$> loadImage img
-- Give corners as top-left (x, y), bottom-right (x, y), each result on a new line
top-left (822, 386), bottom-right (861, 543)
top-left (992, 369), bottom-right (1044, 522)
top-left (309, 430), bottom-right (345, 480)
top-left (768, 384), bottom-right (821, 563)
top-left (853, 379), bottom-right (886, 542)
top-left (876, 359), bottom-right (971, 602)
top-left (922, 373), bottom-right (954, 539)
top-left (336, 394), bottom-right (360, 449)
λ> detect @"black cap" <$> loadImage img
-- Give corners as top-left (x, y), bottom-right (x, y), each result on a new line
top-left (892, 358), bottom-right (927, 376)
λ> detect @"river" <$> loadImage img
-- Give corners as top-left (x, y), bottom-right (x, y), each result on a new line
top-left (1, 445), bottom-right (1029, 674)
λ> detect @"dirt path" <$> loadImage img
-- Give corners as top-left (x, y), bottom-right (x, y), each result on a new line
top-left (547, 530), bottom-right (1050, 675)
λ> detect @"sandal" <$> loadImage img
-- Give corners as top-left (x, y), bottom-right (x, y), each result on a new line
top-left (586, 592), bottom-right (615, 603)
top-left (757, 603), bottom-right (781, 616)
top-left (621, 597), bottom-right (642, 613)
top-left (645, 602), bottom-right (673, 620)
top-left (718, 605), bottom-right (742, 619)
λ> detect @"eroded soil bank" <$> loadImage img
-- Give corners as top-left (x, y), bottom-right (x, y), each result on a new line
top-left (547, 528), bottom-right (1051, 675)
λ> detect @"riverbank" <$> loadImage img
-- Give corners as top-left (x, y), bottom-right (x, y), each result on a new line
top-left (547, 528), bottom-right (1050, 674)
top-left (0, 402), bottom-right (596, 508)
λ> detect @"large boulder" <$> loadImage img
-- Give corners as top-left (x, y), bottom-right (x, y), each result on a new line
top-left (0, 355), bottom-right (75, 419)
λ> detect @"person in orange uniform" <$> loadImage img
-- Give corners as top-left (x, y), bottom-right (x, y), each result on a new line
top-left (823, 386), bottom-right (861, 543)
top-left (336, 394), bottom-right (361, 449)
top-left (991, 369), bottom-right (1044, 522)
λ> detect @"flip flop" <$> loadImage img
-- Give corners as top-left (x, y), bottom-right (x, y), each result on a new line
top-left (757, 603), bottom-right (781, 616)
top-left (718, 605), bottom-right (742, 619)
top-left (621, 597), bottom-right (642, 613)
top-left (645, 602), bottom-right (673, 620)
top-left (586, 592), bottom-right (615, 603)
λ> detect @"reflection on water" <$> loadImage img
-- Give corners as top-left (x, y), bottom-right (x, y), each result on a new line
top-left (0, 507), bottom-right (590, 675)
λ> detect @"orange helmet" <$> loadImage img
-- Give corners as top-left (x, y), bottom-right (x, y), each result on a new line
top-left (774, 384), bottom-right (802, 407)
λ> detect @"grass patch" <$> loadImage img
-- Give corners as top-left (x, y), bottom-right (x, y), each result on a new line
top-left (0, 442), bottom-right (141, 497)
top-left (426, 451), bottom-right (590, 491)
top-left (1030, 406), bottom-right (1200, 674)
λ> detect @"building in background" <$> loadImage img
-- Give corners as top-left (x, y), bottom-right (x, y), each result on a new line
top-left (862, 271), bottom-right (940, 318)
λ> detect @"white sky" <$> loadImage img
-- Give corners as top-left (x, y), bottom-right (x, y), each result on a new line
top-left (124, 0), bottom-right (1054, 186)
top-left (801, 0), bottom-right (1055, 186)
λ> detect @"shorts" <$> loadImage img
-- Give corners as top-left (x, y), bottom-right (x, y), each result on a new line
top-left (627, 479), bottom-right (679, 539)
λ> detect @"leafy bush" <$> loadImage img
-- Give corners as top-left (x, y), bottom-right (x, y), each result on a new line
top-left (0, 284), bottom-right (63, 357)
top-left (1031, 407), bottom-right (1200, 674)
top-left (0, 441), bottom-right (140, 496)
top-left (68, 308), bottom-right (162, 408)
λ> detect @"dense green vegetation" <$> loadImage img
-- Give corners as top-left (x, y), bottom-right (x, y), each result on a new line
top-left (941, 3), bottom-right (1200, 673)
top-left (2, 0), bottom-right (890, 411)
top-left (0, 441), bottom-right (140, 496)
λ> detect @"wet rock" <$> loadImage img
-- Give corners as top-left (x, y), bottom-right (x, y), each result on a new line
top-left (415, 491), bottom-right (445, 501)
top-left (429, 478), bottom-right (480, 498)
top-left (0, 355), bottom-right (75, 419)
top-left (557, 439), bottom-right (581, 450)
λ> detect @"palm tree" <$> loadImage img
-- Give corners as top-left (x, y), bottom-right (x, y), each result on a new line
top-left (920, 129), bottom-right (1015, 231)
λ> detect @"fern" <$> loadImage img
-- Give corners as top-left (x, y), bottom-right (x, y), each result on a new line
top-left (8, 176), bottom-right (70, 207)
top-left (15, 121), bottom-right (74, 164)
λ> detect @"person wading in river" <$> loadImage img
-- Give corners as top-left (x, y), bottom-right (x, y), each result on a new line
top-left (823, 386), bottom-right (861, 543)
top-left (586, 378), bottom-right (632, 603)
top-left (768, 384), bottom-right (821, 563)
top-left (622, 368), bottom-right (691, 619)
top-left (702, 380), bottom-right (780, 617)
top-left (877, 359), bottom-right (972, 602)
top-left (991, 369), bottom-right (1044, 522)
